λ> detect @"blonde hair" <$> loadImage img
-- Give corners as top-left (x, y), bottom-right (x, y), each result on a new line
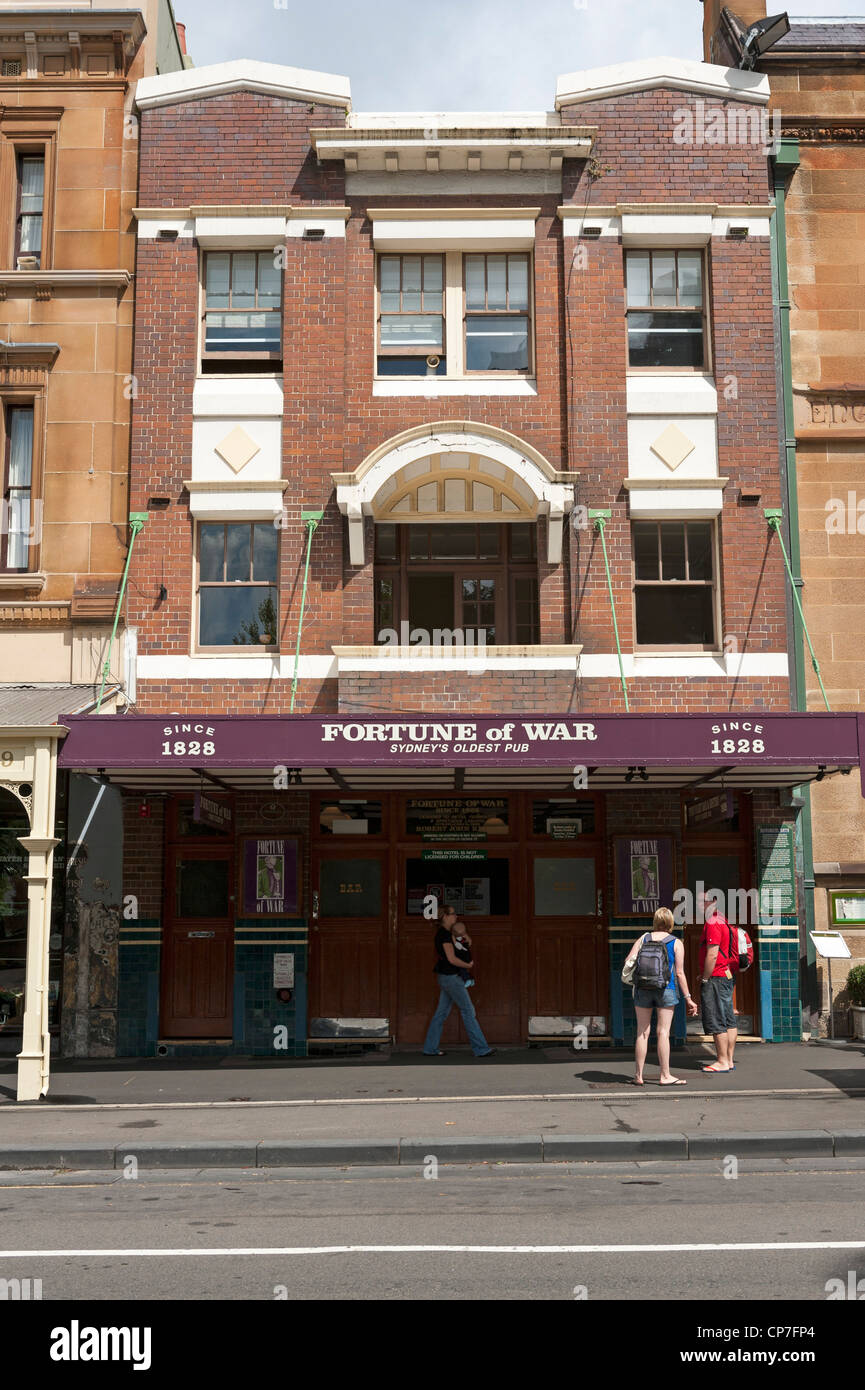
top-left (653, 906), bottom-right (675, 933)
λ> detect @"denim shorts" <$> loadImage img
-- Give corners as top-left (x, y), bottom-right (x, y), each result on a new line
top-left (633, 985), bottom-right (678, 1009)
top-left (701, 976), bottom-right (736, 1033)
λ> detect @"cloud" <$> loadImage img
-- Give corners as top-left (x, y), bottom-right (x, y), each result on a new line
top-left (174, 0), bottom-right (865, 109)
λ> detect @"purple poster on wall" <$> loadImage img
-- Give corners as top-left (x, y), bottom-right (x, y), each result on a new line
top-left (614, 836), bottom-right (674, 917)
top-left (242, 836), bottom-right (299, 916)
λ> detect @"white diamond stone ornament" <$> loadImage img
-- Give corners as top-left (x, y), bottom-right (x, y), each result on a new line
top-left (215, 426), bottom-right (261, 474)
top-left (650, 423), bottom-right (696, 471)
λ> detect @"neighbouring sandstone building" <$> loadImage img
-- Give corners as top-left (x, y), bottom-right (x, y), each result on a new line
top-left (701, 2), bottom-right (865, 1033)
top-left (0, 2), bottom-right (186, 1095)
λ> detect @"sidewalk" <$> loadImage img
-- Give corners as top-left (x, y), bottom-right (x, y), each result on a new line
top-left (1, 1042), bottom-right (863, 1169)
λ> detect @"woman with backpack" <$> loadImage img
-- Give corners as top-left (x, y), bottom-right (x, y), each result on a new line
top-left (622, 906), bottom-right (698, 1086)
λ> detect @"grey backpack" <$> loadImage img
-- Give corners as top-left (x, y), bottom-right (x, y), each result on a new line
top-left (634, 935), bottom-right (672, 990)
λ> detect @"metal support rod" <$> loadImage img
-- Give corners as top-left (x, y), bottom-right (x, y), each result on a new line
top-left (96, 512), bottom-right (147, 713)
top-left (589, 509), bottom-right (630, 712)
top-left (290, 510), bottom-right (324, 714)
top-left (765, 510), bottom-right (831, 712)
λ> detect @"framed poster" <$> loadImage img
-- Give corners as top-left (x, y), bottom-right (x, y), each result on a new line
top-left (614, 836), bottom-right (674, 917)
top-left (829, 891), bottom-right (865, 927)
top-left (241, 836), bottom-right (300, 916)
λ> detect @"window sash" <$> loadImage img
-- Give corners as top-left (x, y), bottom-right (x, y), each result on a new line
top-left (378, 255), bottom-right (445, 357)
top-left (632, 521), bottom-right (717, 648)
top-left (373, 524), bottom-right (539, 644)
top-left (197, 523), bottom-right (279, 648)
top-left (625, 251), bottom-right (707, 369)
top-left (203, 251), bottom-right (282, 357)
top-left (4, 407), bottom-right (34, 570)
top-left (376, 252), bottom-right (533, 375)
top-left (15, 155), bottom-right (45, 263)
top-left (625, 250), bottom-right (704, 310)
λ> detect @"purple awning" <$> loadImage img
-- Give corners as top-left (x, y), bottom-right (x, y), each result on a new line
top-left (56, 710), bottom-right (865, 788)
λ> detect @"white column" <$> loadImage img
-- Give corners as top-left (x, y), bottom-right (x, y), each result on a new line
top-left (16, 737), bottom-right (60, 1102)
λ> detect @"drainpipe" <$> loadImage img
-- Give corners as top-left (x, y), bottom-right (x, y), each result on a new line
top-left (589, 509), bottom-right (630, 712)
top-left (95, 512), bottom-right (147, 713)
top-left (290, 510), bottom-right (324, 714)
top-left (770, 138), bottom-right (819, 1021)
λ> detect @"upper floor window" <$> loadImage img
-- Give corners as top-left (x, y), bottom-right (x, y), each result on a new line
top-left (202, 251), bottom-right (282, 371)
top-left (378, 254), bottom-right (445, 375)
top-left (2, 405), bottom-right (34, 571)
top-left (196, 522), bottom-right (279, 650)
top-left (374, 522), bottom-right (539, 646)
top-left (376, 251), bottom-right (533, 378)
top-left (632, 520), bottom-right (717, 649)
top-left (14, 153), bottom-right (44, 267)
top-left (625, 250), bottom-right (706, 369)
top-left (464, 254), bottom-right (530, 371)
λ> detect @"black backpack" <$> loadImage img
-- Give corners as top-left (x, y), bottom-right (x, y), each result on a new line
top-left (634, 934), bottom-right (672, 990)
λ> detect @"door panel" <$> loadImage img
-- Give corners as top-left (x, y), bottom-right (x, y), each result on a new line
top-left (529, 849), bottom-right (607, 1021)
top-left (310, 851), bottom-right (390, 1028)
top-left (396, 848), bottom-right (518, 1045)
top-left (684, 850), bottom-right (758, 1027)
top-left (467, 924), bottom-right (520, 1043)
top-left (161, 849), bottom-right (234, 1038)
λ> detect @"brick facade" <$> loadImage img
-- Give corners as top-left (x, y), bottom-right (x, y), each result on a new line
top-left (103, 54), bottom-right (806, 1057)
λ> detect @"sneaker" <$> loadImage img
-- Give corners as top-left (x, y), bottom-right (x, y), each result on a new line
top-left (476, 1049), bottom-right (497, 1058)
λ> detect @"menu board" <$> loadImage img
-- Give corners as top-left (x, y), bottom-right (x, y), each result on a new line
top-left (407, 799), bottom-right (508, 841)
top-left (758, 825), bottom-right (797, 918)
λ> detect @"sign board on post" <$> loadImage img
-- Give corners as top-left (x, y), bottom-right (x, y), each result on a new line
top-left (810, 931), bottom-right (852, 1041)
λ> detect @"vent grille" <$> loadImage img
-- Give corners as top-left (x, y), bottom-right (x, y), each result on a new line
top-left (2, 59), bottom-right (23, 77)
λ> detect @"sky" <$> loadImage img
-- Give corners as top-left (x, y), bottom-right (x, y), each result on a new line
top-left (171, 0), bottom-right (865, 110)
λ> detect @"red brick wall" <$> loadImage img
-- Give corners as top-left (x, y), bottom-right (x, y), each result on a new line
top-left (137, 93), bottom-right (346, 206)
top-left (560, 89), bottom-right (773, 205)
top-left (122, 795), bottom-right (165, 918)
top-left (338, 672), bottom-right (580, 715)
top-left (128, 82), bottom-right (790, 720)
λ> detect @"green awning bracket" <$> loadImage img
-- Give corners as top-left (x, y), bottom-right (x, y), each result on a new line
top-left (290, 509), bottom-right (325, 714)
top-left (95, 512), bottom-right (147, 714)
top-left (765, 509), bottom-right (830, 712)
top-left (589, 508), bottom-right (630, 713)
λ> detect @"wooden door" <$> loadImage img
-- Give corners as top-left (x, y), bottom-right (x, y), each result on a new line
top-left (396, 847), bottom-right (520, 1045)
top-left (684, 849), bottom-right (759, 1027)
top-left (529, 847), bottom-right (607, 1021)
top-left (309, 849), bottom-right (391, 1029)
top-left (161, 846), bottom-right (234, 1038)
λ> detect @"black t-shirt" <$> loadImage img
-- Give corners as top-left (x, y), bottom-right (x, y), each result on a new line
top-left (433, 926), bottom-right (471, 975)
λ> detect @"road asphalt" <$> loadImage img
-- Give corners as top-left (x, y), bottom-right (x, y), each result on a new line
top-left (1, 1161), bottom-right (863, 1303)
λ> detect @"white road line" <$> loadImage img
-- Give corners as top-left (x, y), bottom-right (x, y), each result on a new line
top-left (1, 1240), bottom-right (863, 1258)
top-left (2, 1086), bottom-right (860, 1113)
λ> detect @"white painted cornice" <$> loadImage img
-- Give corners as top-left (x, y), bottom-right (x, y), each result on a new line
top-left (134, 59), bottom-right (351, 112)
top-left (555, 58), bottom-right (770, 109)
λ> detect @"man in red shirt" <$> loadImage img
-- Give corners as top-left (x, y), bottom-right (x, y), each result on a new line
top-left (695, 888), bottom-right (737, 1073)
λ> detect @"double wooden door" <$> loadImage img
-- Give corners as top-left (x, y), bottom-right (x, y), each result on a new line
top-left (310, 841), bottom-right (608, 1044)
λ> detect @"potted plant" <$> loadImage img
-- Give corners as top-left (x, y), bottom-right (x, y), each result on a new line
top-left (847, 963), bottom-right (865, 1040)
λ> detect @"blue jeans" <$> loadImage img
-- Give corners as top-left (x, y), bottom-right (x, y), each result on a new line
top-left (423, 974), bottom-right (492, 1056)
